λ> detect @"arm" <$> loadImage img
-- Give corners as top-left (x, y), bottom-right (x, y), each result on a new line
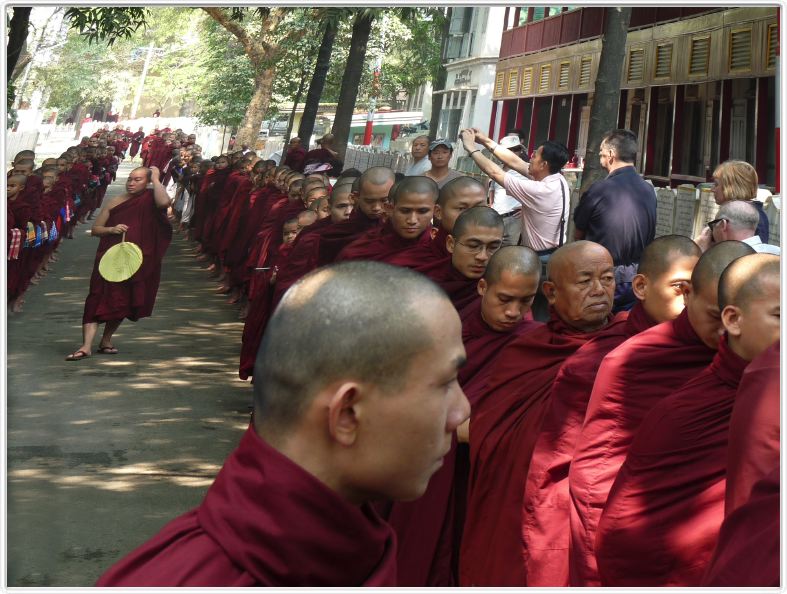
top-left (470, 128), bottom-right (530, 176)
top-left (460, 129), bottom-right (507, 186)
top-left (149, 166), bottom-right (170, 209)
top-left (91, 198), bottom-right (128, 237)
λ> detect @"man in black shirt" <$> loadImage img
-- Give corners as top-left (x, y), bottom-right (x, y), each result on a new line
top-left (573, 129), bottom-right (656, 311)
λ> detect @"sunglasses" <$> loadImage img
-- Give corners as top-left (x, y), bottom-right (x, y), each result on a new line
top-left (707, 217), bottom-right (728, 232)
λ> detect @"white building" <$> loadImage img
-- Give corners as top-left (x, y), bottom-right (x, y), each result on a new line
top-left (435, 7), bottom-right (505, 141)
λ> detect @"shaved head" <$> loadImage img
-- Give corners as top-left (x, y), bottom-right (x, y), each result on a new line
top-left (329, 183), bottom-right (353, 206)
top-left (638, 235), bottom-right (702, 279)
top-left (297, 209), bottom-right (318, 227)
top-left (691, 240), bottom-right (756, 297)
top-left (131, 166), bottom-right (152, 182)
top-left (14, 150), bottom-right (35, 162)
top-left (7, 173), bottom-right (26, 186)
top-left (546, 241), bottom-right (609, 283)
top-left (254, 261), bottom-right (450, 431)
top-left (483, 245), bottom-right (541, 285)
top-left (438, 176), bottom-right (486, 207)
top-left (452, 206), bottom-right (504, 240)
top-left (719, 254), bottom-right (780, 311)
top-left (358, 166), bottom-right (396, 193)
top-left (390, 175), bottom-right (439, 205)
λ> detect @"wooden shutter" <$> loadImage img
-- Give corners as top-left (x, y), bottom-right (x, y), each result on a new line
top-left (689, 36), bottom-right (710, 76)
top-left (579, 56), bottom-right (592, 87)
top-left (507, 69), bottom-right (519, 95)
top-left (539, 64), bottom-right (551, 92)
top-left (767, 23), bottom-right (778, 69)
top-left (558, 61), bottom-right (570, 89)
top-left (729, 28), bottom-right (752, 71)
top-left (494, 71), bottom-right (505, 97)
top-left (654, 43), bottom-right (672, 78)
top-left (521, 67), bottom-right (533, 94)
top-left (627, 48), bottom-right (644, 82)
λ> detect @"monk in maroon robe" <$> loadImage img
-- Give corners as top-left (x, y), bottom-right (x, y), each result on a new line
top-left (65, 166), bottom-right (172, 361)
top-left (724, 340), bottom-right (780, 515)
top-left (282, 136), bottom-right (307, 172)
top-left (701, 465), bottom-right (780, 587)
top-left (426, 206), bottom-right (504, 312)
top-left (129, 128), bottom-right (144, 160)
top-left (386, 246), bottom-right (541, 586)
top-left (521, 235), bottom-right (702, 586)
top-left (595, 253), bottom-right (779, 586)
top-left (567, 240), bottom-right (756, 585)
top-left (336, 175), bottom-right (438, 264)
top-left (459, 241), bottom-right (616, 586)
top-left (97, 261), bottom-right (470, 586)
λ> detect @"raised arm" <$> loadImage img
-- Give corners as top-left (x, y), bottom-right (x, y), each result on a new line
top-left (149, 166), bottom-right (170, 209)
top-left (460, 129), bottom-right (508, 186)
top-left (470, 128), bottom-right (530, 176)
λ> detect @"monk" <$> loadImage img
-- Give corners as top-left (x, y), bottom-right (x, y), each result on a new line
top-left (310, 196), bottom-right (331, 220)
top-left (521, 235), bottom-right (701, 585)
top-left (328, 183), bottom-right (354, 222)
top-left (282, 136), bottom-right (307, 172)
top-left (7, 174), bottom-right (31, 311)
top-left (426, 206), bottom-right (504, 311)
top-left (424, 176), bottom-right (488, 265)
top-left (384, 246), bottom-right (542, 586)
top-left (701, 465), bottom-right (780, 586)
top-left (724, 340), bottom-right (779, 514)
top-left (595, 253), bottom-right (779, 586)
top-left (65, 167), bottom-right (172, 361)
top-left (460, 241), bottom-right (616, 586)
top-left (567, 240), bottom-right (756, 585)
top-left (97, 261), bottom-right (470, 586)
top-left (336, 176), bottom-right (437, 264)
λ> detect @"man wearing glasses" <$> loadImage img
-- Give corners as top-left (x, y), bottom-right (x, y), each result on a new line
top-left (699, 200), bottom-right (780, 255)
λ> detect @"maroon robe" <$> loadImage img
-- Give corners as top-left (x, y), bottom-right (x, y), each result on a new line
top-left (425, 261), bottom-right (481, 313)
top-left (129, 131), bottom-right (144, 158)
top-left (193, 168), bottom-right (231, 244)
top-left (204, 170), bottom-right (245, 255)
top-left (335, 222), bottom-right (432, 264)
top-left (595, 336), bottom-right (749, 586)
top-left (522, 303), bottom-right (653, 586)
top-left (407, 227), bottom-right (451, 275)
top-left (567, 308), bottom-right (716, 586)
top-left (701, 465), bottom-right (780, 587)
top-left (217, 177), bottom-right (254, 258)
top-left (96, 425), bottom-right (397, 586)
top-left (725, 340), bottom-right (780, 515)
top-left (82, 190), bottom-right (172, 323)
top-left (460, 310), bottom-right (613, 586)
top-left (282, 146), bottom-right (307, 172)
top-left (225, 186), bottom-right (276, 284)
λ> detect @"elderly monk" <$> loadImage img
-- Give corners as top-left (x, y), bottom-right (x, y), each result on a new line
top-left (459, 241), bottom-right (615, 586)
top-left (568, 240), bottom-right (756, 585)
top-left (521, 235), bottom-right (702, 585)
top-left (337, 176), bottom-right (437, 264)
top-left (65, 167), bottom-right (172, 361)
top-left (724, 340), bottom-right (779, 515)
top-left (386, 246), bottom-right (542, 586)
top-left (425, 207), bottom-right (504, 311)
top-left (596, 253), bottom-right (780, 586)
top-left (701, 464), bottom-right (780, 586)
top-left (97, 261), bottom-right (470, 586)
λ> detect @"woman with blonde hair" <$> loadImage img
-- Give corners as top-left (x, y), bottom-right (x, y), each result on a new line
top-left (711, 160), bottom-right (769, 242)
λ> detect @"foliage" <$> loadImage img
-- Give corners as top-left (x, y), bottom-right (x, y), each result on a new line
top-left (65, 7), bottom-right (148, 46)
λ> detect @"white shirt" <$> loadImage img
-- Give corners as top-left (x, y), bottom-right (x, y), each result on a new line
top-left (491, 169), bottom-right (526, 215)
top-left (503, 171), bottom-right (570, 251)
top-left (742, 235), bottom-right (781, 255)
top-left (405, 157), bottom-right (431, 176)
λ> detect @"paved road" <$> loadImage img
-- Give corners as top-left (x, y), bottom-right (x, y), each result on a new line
top-left (7, 162), bottom-right (253, 586)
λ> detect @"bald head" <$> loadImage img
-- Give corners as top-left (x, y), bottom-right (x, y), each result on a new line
top-left (638, 235), bottom-right (702, 279)
top-left (359, 166), bottom-right (396, 192)
top-left (691, 240), bottom-right (757, 297)
top-left (478, 246), bottom-right (541, 331)
top-left (14, 150), bottom-right (35, 163)
top-left (719, 254), bottom-right (780, 311)
top-left (254, 261), bottom-right (450, 431)
top-left (438, 176), bottom-right (486, 207)
top-left (483, 245), bottom-right (541, 285)
top-left (390, 175), bottom-right (439, 205)
top-left (130, 166), bottom-right (152, 182)
top-left (452, 206), bottom-right (503, 240)
top-left (297, 209), bottom-right (318, 228)
top-left (329, 183), bottom-right (353, 206)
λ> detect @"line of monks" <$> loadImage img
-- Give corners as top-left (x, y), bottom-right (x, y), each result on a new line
top-left (93, 144), bottom-right (779, 586)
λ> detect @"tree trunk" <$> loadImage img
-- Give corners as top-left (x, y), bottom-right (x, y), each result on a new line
top-left (578, 7), bottom-right (632, 195)
top-left (7, 7), bottom-right (32, 99)
top-left (331, 11), bottom-right (374, 161)
top-left (429, 8), bottom-right (451, 139)
top-left (235, 66), bottom-right (277, 147)
top-left (298, 18), bottom-right (338, 146)
top-left (285, 70), bottom-right (308, 144)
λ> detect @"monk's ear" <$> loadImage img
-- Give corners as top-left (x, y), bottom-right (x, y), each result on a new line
top-left (721, 305), bottom-right (743, 338)
top-left (446, 233), bottom-right (456, 254)
top-left (383, 201), bottom-right (394, 215)
top-left (631, 273), bottom-right (648, 301)
top-left (541, 280), bottom-right (557, 305)
top-left (477, 277), bottom-right (488, 297)
top-left (326, 382), bottom-right (362, 447)
top-left (433, 203), bottom-right (443, 222)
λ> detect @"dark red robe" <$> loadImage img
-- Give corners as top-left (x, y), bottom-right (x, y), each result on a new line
top-left (724, 340), bottom-right (780, 515)
top-left (192, 168), bottom-right (231, 244)
top-left (204, 170), bottom-right (246, 255)
top-left (217, 177), bottom-right (254, 258)
top-left (82, 190), bottom-right (172, 324)
top-left (459, 311), bottom-right (613, 586)
top-left (282, 146), bottom-right (307, 172)
top-left (96, 425), bottom-right (397, 586)
top-left (425, 261), bottom-right (481, 313)
top-left (595, 335), bottom-right (749, 586)
top-left (225, 186), bottom-right (276, 285)
top-left (129, 131), bottom-right (144, 158)
top-left (701, 465), bottom-right (780, 587)
top-left (567, 308), bottom-right (716, 586)
top-left (335, 222), bottom-right (432, 264)
top-left (521, 303), bottom-right (653, 586)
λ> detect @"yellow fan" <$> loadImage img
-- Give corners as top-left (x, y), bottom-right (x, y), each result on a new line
top-left (99, 233), bottom-right (143, 282)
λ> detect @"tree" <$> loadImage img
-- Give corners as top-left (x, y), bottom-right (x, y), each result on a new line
top-left (578, 7), bottom-right (632, 195)
top-left (64, 7), bottom-right (148, 45)
top-left (7, 8), bottom-right (32, 82)
top-left (429, 8), bottom-right (451, 139)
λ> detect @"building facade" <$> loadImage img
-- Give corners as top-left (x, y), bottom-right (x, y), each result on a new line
top-left (490, 7), bottom-right (778, 188)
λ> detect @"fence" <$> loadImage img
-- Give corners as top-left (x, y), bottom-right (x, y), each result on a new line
top-left (6, 131), bottom-right (40, 162)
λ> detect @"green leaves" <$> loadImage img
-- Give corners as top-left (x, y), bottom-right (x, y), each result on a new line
top-left (65, 8), bottom-right (148, 46)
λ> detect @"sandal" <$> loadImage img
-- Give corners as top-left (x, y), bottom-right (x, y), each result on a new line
top-left (66, 350), bottom-right (91, 361)
top-left (97, 346), bottom-right (119, 355)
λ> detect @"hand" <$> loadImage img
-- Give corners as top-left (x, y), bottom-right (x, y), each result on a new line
top-left (149, 166), bottom-right (160, 182)
top-left (694, 226), bottom-right (713, 252)
top-left (114, 224), bottom-right (129, 234)
top-left (471, 128), bottom-right (491, 145)
top-left (459, 129), bottom-right (477, 152)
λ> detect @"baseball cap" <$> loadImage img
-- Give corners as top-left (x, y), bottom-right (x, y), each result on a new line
top-left (429, 139), bottom-right (453, 152)
top-left (499, 134), bottom-right (523, 149)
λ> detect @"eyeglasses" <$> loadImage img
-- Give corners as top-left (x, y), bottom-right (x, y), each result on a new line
top-left (456, 239), bottom-right (502, 255)
top-left (707, 217), bottom-right (728, 232)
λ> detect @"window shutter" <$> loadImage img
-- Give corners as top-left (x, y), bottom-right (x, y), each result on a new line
top-left (767, 23), bottom-right (778, 69)
top-left (579, 56), bottom-right (592, 87)
top-left (558, 61), bottom-right (570, 89)
top-left (689, 36), bottom-right (710, 75)
top-left (539, 64), bottom-right (551, 92)
top-left (521, 67), bottom-right (533, 94)
top-left (654, 44), bottom-right (672, 78)
top-left (627, 48), bottom-right (644, 82)
top-left (507, 69), bottom-right (519, 95)
top-left (729, 28), bottom-right (752, 71)
top-left (494, 72), bottom-right (505, 97)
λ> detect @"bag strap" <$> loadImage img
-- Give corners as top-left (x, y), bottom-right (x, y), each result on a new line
top-left (558, 177), bottom-right (567, 247)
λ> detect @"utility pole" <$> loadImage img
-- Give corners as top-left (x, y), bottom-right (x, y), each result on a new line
top-left (130, 42), bottom-right (154, 119)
